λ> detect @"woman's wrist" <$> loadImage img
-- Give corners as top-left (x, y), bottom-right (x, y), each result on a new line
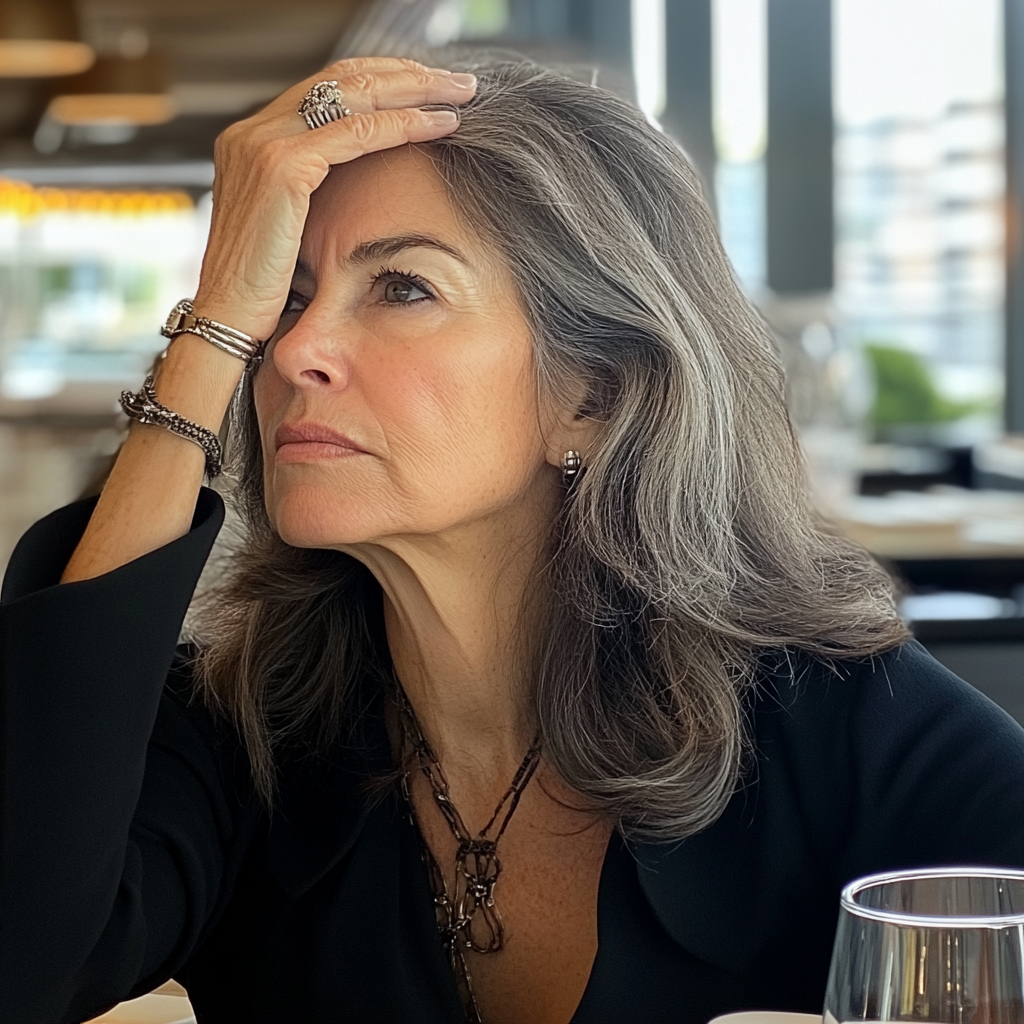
top-left (152, 332), bottom-right (248, 434)
top-left (192, 284), bottom-right (281, 344)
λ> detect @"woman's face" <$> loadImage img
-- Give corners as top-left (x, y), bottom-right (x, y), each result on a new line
top-left (254, 146), bottom-right (567, 551)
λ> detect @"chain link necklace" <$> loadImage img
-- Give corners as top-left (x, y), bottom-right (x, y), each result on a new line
top-left (396, 688), bottom-right (542, 1024)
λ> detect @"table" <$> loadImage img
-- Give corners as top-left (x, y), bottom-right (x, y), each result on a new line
top-left (839, 488), bottom-right (1024, 560)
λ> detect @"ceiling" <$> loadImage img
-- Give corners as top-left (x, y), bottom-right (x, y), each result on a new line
top-left (0, 0), bottom-right (373, 166)
top-left (0, 0), bottom-right (608, 176)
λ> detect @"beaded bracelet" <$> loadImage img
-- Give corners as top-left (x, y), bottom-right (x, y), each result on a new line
top-left (119, 375), bottom-right (223, 478)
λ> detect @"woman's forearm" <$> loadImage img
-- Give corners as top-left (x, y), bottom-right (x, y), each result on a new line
top-left (61, 333), bottom-right (246, 583)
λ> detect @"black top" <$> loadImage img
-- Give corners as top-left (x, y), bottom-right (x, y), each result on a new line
top-left (3, 490), bottom-right (1024, 1024)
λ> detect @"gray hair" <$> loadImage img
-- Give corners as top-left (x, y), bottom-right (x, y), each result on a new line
top-left (193, 56), bottom-right (907, 841)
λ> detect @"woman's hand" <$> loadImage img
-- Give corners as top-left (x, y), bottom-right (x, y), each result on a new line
top-left (60, 58), bottom-right (474, 584)
top-left (193, 57), bottom-right (476, 341)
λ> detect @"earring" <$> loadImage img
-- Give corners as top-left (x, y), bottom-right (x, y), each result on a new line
top-left (561, 450), bottom-right (582, 486)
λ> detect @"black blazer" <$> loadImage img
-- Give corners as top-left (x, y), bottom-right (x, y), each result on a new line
top-left (3, 489), bottom-right (1024, 1024)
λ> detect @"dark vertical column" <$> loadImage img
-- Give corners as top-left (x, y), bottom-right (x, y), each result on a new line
top-left (506, 0), bottom-right (533, 39)
top-left (508, 0), bottom-right (633, 97)
top-left (534, 0), bottom-right (571, 38)
top-left (508, 0), bottom-right (571, 40)
top-left (1006, 0), bottom-right (1024, 431)
top-left (567, 0), bottom-right (592, 41)
top-left (661, 0), bottom-right (715, 199)
top-left (588, 0), bottom-right (633, 67)
top-left (508, 0), bottom-right (631, 61)
top-left (766, 0), bottom-right (833, 293)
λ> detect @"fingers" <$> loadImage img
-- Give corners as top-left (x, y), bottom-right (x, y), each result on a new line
top-left (214, 58), bottom-right (469, 197)
top-left (261, 58), bottom-right (475, 127)
top-left (327, 56), bottom-right (439, 75)
top-left (347, 106), bottom-right (462, 152)
top-left (325, 55), bottom-right (447, 77)
top-left (286, 106), bottom-right (461, 166)
top-left (332, 69), bottom-right (476, 115)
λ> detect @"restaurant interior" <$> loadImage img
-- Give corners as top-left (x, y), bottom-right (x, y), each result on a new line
top-left (0, 1), bottom-right (1019, 1018)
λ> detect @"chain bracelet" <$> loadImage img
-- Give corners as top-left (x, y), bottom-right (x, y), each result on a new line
top-left (120, 375), bottom-right (224, 478)
top-left (161, 298), bottom-right (264, 369)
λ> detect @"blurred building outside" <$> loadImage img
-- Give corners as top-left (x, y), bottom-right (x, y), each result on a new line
top-left (836, 100), bottom-right (1005, 442)
top-left (711, 0), bottom-right (1008, 518)
top-left (0, 181), bottom-right (208, 412)
top-left (0, 178), bottom-right (211, 569)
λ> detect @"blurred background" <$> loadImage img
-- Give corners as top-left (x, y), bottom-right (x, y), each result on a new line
top-left (2, 0), bottom-right (1024, 718)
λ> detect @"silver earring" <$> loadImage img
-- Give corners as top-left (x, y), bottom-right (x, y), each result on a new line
top-left (561, 450), bottom-right (582, 486)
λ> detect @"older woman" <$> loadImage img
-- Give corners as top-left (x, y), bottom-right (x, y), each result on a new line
top-left (2, 55), bottom-right (1024, 1024)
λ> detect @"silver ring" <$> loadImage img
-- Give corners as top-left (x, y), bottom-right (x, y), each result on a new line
top-left (298, 80), bottom-right (352, 129)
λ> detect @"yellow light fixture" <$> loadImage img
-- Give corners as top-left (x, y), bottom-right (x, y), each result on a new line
top-left (47, 38), bottom-right (175, 127)
top-left (0, 0), bottom-right (94, 77)
top-left (0, 177), bottom-right (194, 217)
top-left (49, 93), bottom-right (175, 126)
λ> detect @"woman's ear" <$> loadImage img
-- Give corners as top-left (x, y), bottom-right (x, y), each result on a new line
top-left (543, 402), bottom-right (602, 472)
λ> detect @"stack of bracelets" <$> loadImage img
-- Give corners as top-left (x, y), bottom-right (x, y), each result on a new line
top-left (119, 299), bottom-right (265, 479)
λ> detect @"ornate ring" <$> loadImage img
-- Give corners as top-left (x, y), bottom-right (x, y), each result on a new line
top-left (298, 80), bottom-right (352, 129)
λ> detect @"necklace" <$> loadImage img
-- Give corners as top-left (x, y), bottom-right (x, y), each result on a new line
top-left (396, 688), bottom-right (542, 1024)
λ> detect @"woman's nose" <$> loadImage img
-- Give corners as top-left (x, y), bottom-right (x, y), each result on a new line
top-left (270, 309), bottom-right (351, 391)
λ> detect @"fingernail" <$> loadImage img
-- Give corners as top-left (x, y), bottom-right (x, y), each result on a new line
top-left (421, 108), bottom-right (459, 126)
top-left (449, 73), bottom-right (477, 89)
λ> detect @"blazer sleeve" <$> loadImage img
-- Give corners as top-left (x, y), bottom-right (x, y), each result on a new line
top-left (0, 489), bottom-right (256, 1024)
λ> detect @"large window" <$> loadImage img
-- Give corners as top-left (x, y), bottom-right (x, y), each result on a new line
top-left (0, 179), bottom-right (209, 414)
top-left (834, 0), bottom-right (1005, 442)
top-left (713, 0), bottom-right (767, 294)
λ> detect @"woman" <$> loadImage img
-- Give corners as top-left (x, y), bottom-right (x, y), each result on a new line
top-left (2, 55), bottom-right (1024, 1024)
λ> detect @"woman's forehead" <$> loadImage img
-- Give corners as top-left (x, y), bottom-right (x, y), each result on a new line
top-left (308, 148), bottom-right (455, 239)
top-left (301, 147), bottom-right (500, 278)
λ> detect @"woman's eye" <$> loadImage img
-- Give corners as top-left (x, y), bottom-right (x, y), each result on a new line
top-left (282, 289), bottom-right (308, 315)
top-left (380, 275), bottom-right (432, 304)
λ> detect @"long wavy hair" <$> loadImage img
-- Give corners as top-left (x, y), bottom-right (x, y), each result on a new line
top-left (192, 55), bottom-right (908, 841)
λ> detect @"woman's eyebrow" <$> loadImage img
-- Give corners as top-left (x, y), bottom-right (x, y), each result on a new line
top-left (346, 234), bottom-right (469, 266)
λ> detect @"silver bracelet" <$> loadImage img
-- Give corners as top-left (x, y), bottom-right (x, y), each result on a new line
top-left (161, 298), bottom-right (264, 368)
top-left (120, 375), bottom-right (223, 478)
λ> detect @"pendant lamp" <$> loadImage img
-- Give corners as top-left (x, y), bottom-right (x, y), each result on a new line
top-left (0, 0), bottom-right (94, 77)
top-left (48, 31), bottom-right (175, 127)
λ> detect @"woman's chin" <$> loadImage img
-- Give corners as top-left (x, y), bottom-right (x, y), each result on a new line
top-left (268, 491), bottom-right (386, 549)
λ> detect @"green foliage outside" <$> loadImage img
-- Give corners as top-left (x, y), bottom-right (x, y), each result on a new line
top-left (460, 0), bottom-right (508, 37)
top-left (863, 342), bottom-right (989, 430)
top-left (39, 263), bottom-right (157, 307)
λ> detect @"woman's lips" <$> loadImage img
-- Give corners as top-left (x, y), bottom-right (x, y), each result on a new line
top-left (274, 421), bottom-right (369, 463)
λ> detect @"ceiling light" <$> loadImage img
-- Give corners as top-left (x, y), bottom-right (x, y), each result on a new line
top-left (0, 40), bottom-right (93, 77)
top-left (0, 0), bottom-right (94, 77)
top-left (48, 93), bottom-right (176, 127)
top-left (47, 37), bottom-right (175, 128)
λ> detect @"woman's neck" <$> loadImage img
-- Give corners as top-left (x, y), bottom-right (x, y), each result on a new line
top-left (349, 486), bottom-right (556, 781)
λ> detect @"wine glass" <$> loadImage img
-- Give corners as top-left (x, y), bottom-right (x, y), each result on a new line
top-left (824, 867), bottom-right (1024, 1024)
